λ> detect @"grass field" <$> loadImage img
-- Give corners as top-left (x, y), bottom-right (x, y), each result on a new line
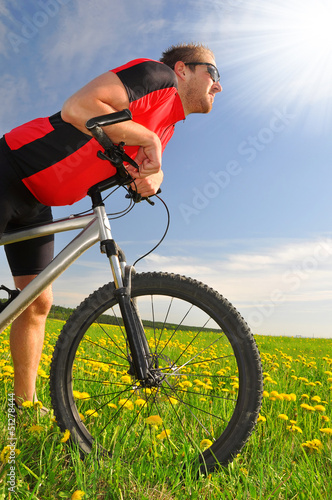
top-left (0, 318), bottom-right (331, 499)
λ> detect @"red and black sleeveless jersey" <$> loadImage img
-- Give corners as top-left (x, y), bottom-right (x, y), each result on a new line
top-left (3, 59), bottom-right (185, 206)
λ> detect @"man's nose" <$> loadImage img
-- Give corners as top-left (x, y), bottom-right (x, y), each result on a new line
top-left (214, 81), bottom-right (222, 93)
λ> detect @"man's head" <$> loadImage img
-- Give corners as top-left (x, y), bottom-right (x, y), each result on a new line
top-left (160, 43), bottom-right (222, 116)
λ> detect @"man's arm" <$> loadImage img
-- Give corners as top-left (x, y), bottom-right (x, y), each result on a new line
top-left (61, 71), bottom-right (162, 180)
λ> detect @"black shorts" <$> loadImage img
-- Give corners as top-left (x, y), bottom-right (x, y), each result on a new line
top-left (0, 139), bottom-right (54, 276)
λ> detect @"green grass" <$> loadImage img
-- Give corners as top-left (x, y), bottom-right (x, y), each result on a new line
top-left (0, 319), bottom-right (331, 499)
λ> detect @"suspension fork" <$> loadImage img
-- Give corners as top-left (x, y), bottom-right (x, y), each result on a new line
top-left (93, 202), bottom-right (150, 381)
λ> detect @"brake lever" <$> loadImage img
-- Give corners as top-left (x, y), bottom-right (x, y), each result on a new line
top-left (125, 187), bottom-right (161, 206)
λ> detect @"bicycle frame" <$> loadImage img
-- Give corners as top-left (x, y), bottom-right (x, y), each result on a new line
top-left (0, 204), bottom-right (124, 333)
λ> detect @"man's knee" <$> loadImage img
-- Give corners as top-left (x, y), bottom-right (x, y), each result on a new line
top-left (30, 288), bottom-right (53, 317)
top-left (13, 275), bottom-right (53, 318)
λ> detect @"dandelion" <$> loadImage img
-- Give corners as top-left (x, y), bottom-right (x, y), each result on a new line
top-left (37, 368), bottom-right (48, 378)
top-left (120, 374), bottom-right (131, 384)
top-left (278, 414), bottom-right (289, 421)
top-left (107, 403), bottom-right (117, 409)
top-left (118, 399), bottom-right (134, 410)
top-left (85, 409), bottom-right (99, 417)
top-left (301, 439), bottom-right (323, 452)
top-left (300, 403), bottom-right (316, 411)
top-left (1, 365), bottom-right (13, 372)
top-left (287, 424), bottom-right (303, 433)
top-left (157, 429), bottom-right (171, 440)
top-left (301, 394), bottom-right (309, 400)
top-left (314, 405), bottom-right (326, 412)
top-left (73, 391), bottom-right (90, 400)
top-left (71, 491), bottom-right (85, 500)
top-left (1, 446), bottom-right (21, 464)
top-left (61, 429), bottom-right (71, 443)
top-left (321, 415), bottom-right (330, 422)
top-left (320, 428), bottom-right (332, 435)
top-left (135, 398), bottom-right (147, 407)
top-left (145, 415), bottom-right (163, 426)
top-left (34, 401), bottom-right (43, 409)
top-left (200, 439), bottom-right (213, 450)
top-left (22, 401), bottom-right (33, 408)
top-left (257, 415), bottom-right (266, 422)
top-left (28, 424), bottom-right (44, 434)
top-left (168, 397), bottom-right (178, 405)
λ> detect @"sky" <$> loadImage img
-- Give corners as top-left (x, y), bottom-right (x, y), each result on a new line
top-left (1, 0), bottom-right (332, 338)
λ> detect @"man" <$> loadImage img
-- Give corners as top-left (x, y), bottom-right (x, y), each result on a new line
top-left (0, 43), bottom-right (222, 407)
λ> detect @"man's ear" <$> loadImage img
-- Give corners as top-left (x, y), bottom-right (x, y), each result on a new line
top-left (173, 61), bottom-right (187, 81)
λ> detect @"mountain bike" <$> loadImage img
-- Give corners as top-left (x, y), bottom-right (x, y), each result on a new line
top-left (0, 109), bottom-right (263, 473)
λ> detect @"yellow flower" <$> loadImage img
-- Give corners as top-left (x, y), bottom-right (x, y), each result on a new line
top-left (107, 403), bottom-right (117, 409)
top-left (278, 414), bottom-right (289, 421)
top-left (61, 429), bottom-right (71, 443)
top-left (257, 414), bottom-right (266, 422)
top-left (34, 401), bottom-right (43, 409)
top-left (1, 446), bottom-right (21, 464)
top-left (73, 391), bottom-right (90, 400)
top-left (301, 439), bottom-right (323, 452)
top-left (121, 374), bottom-right (132, 384)
top-left (300, 403), bottom-right (316, 411)
top-left (37, 368), bottom-right (48, 378)
top-left (311, 395), bottom-right (321, 402)
top-left (314, 405), bottom-right (326, 412)
top-left (157, 429), bottom-right (171, 440)
top-left (320, 428), bottom-right (332, 435)
top-left (287, 424), bottom-right (303, 434)
top-left (145, 415), bottom-right (163, 426)
top-left (321, 415), bottom-right (330, 422)
top-left (135, 398), bottom-right (147, 407)
top-left (71, 491), bottom-right (85, 500)
top-left (22, 401), bottom-right (33, 408)
top-left (85, 409), bottom-right (99, 417)
top-left (200, 439), bottom-right (213, 450)
top-left (301, 394), bottom-right (309, 399)
top-left (263, 390), bottom-right (269, 397)
top-left (29, 424), bottom-right (44, 434)
top-left (118, 399), bottom-right (134, 410)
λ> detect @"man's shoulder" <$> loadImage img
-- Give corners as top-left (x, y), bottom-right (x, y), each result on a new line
top-left (112, 58), bottom-right (177, 101)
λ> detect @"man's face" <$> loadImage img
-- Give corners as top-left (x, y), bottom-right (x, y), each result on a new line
top-left (184, 52), bottom-right (222, 114)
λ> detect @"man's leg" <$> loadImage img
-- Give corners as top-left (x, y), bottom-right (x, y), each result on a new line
top-left (10, 275), bottom-right (53, 404)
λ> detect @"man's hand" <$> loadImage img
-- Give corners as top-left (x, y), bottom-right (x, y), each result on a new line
top-left (126, 168), bottom-right (164, 198)
top-left (131, 138), bottom-right (162, 178)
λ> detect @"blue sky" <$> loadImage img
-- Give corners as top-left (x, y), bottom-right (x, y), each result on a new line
top-left (1, 0), bottom-right (332, 337)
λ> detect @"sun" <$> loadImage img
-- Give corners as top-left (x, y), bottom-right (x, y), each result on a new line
top-left (218, 0), bottom-right (332, 126)
top-left (293, 1), bottom-right (332, 54)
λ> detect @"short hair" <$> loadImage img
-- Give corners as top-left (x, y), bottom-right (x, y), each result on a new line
top-left (160, 43), bottom-right (214, 70)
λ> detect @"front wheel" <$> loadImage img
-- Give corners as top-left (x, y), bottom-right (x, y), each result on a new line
top-left (50, 272), bottom-right (263, 472)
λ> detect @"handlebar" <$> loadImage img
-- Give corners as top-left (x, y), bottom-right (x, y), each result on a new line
top-left (85, 109), bottom-right (160, 205)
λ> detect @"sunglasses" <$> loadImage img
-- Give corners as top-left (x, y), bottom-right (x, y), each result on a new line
top-left (184, 62), bottom-right (220, 83)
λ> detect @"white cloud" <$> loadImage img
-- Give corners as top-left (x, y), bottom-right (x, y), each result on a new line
top-left (2, 235), bottom-right (332, 337)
